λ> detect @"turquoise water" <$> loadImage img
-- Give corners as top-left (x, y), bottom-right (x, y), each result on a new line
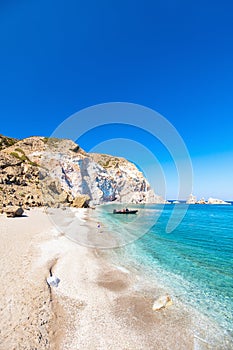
top-left (96, 204), bottom-right (233, 342)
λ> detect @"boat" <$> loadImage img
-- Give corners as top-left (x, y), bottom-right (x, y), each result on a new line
top-left (113, 208), bottom-right (138, 214)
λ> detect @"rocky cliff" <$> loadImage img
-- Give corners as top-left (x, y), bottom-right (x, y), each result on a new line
top-left (0, 135), bottom-right (164, 210)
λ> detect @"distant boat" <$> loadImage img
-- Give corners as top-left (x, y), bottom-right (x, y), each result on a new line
top-left (113, 208), bottom-right (138, 214)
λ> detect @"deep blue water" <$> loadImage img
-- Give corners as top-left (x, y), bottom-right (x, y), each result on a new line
top-left (96, 204), bottom-right (233, 339)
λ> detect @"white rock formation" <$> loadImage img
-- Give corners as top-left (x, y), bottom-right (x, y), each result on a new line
top-left (30, 137), bottom-right (165, 206)
top-left (186, 193), bottom-right (197, 204)
top-left (196, 197), bottom-right (206, 204)
top-left (207, 197), bottom-right (231, 205)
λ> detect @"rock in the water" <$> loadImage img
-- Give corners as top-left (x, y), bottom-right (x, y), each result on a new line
top-left (5, 206), bottom-right (24, 218)
top-left (152, 295), bottom-right (172, 311)
top-left (186, 193), bottom-right (197, 204)
top-left (207, 197), bottom-right (231, 205)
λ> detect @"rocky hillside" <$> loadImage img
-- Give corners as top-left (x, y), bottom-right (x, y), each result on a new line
top-left (0, 135), bottom-right (164, 210)
top-left (0, 134), bottom-right (18, 150)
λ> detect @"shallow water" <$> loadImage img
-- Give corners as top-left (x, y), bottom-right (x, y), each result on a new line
top-left (95, 203), bottom-right (233, 347)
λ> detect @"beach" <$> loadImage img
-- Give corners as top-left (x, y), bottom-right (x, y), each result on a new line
top-left (0, 207), bottom-right (198, 350)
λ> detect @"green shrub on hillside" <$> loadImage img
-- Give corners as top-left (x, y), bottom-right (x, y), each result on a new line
top-left (10, 151), bottom-right (38, 167)
top-left (14, 148), bottom-right (26, 155)
top-left (10, 151), bottom-right (21, 160)
top-left (0, 135), bottom-right (18, 150)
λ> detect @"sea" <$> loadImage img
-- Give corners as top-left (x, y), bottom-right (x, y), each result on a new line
top-left (92, 203), bottom-right (233, 348)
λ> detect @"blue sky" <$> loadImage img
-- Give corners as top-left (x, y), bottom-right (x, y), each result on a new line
top-left (0, 1), bottom-right (232, 199)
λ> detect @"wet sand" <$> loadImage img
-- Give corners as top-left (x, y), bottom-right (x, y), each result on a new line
top-left (0, 208), bottom-right (228, 349)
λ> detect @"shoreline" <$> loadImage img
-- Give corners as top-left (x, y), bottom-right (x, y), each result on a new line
top-left (105, 246), bottom-right (233, 349)
top-left (0, 208), bottom-right (232, 349)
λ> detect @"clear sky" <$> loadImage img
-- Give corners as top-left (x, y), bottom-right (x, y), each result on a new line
top-left (0, 1), bottom-right (232, 199)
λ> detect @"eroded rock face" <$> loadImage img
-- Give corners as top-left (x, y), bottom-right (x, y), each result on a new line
top-left (0, 136), bottom-right (164, 212)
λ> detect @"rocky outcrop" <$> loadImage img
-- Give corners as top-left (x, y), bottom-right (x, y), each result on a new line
top-left (0, 135), bottom-right (164, 212)
top-left (196, 197), bottom-right (206, 204)
top-left (207, 197), bottom-right (231, 205)
top-left (186, 193), bottom-right (197, 204)
top-left (186, 194), bottom-right (231, 205)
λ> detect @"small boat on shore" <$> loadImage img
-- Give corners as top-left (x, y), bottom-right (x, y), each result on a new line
top-left (113, 208), bottom-right (138, 214)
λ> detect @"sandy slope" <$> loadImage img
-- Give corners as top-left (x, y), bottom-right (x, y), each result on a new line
top-left (0, 208), bottom-right (200, 350)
